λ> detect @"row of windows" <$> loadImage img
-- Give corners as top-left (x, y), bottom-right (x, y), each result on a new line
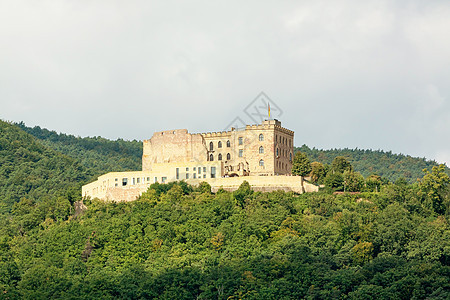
top-left (210, 140), bottom-right (231, 150)
top-left (208, 153), bottom-right (232, 161)
top-left (209, 134), bottom-right (265, 151)
top-left (276, 135), bottom-right (292, 147)
top-left (276, 148), bottom-right (293, 160)
top-left (116, 176), bottom-right (152, 187)
top-left (176, 167), bottom-right (217, 179)
top-left (277, 161), bottom-right (289, 170)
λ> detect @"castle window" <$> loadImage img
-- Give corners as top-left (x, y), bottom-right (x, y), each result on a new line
top-left (239, 149), bottom-right (243, 157)
top-left (203, 167), bottom-right (206, 172)
top-left (203, 174), bottom-right (206, 178)
top-left (198, 168), bottom-right (201, 174)
top-left (211, 167), bottom-right (216, 178)
top-left (154, 177), bottom-right (157, 183)
top-left (115, 183), bottom-right (118, 187)
top-left (147, 177), bottom-right (150, 182)
top-left (193, 173), bottom-right (196, 179)
top-left (210, 142), bottom-right (213, 151)
top-left (122, 178), bottom-right (128, 186)
top-left (186, 167), bottom-right (189, 171)
top-left (259, 159), bottom-right (264, 166)
top-left (227, 153), bottom-right (231, 160)
top-left (210, 154), bottom-right (214, 161)
top-left (276, 148), bottom-right (279, 156)
top-left (137, 178), bottom-right (140, 184)
top-left (227, 140), bottom-right (230, 147)
top-left (218, 141), bottom-right (222, 148)
top-left (132, 178), bottom-right (136, 185)
top-left (259, 134), bottom-right (264, 141)
top-left (162, 177), bottom-right (167, 183)
top-left (186, 173), bottom-right (189, 179)
top-left (176, 168), bottom-right (179, 180)
top-left (259, 146), bottom-right (264, 154)
top-left (193, 167), bottom-right (196, 171)
top-left (238, 137), bottom-right (243, 145)
top-left (218, 153), bottom-right (222, 160)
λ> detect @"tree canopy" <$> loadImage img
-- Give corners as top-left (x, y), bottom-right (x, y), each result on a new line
top-left (0, 121), bottom-right (448, 298)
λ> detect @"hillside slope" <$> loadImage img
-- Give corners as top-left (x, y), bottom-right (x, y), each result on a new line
top-left (16, 122), bottom-right (142, 177)
top-left (296, 145), bottom-right (444, 183)
top-left (0, 121), bottom-right (91, 214)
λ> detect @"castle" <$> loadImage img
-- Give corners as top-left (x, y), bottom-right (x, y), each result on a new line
top-left (82, 119), bottom-right (318, 201)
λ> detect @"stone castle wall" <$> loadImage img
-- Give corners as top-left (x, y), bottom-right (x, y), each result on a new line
top-left (90, 175), bottom-right (319, 202)
top-left (82, 119), bottom-right (317, 203)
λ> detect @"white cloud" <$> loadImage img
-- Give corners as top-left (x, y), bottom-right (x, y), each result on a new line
top-left (1, 0), bottom-right (450, 164)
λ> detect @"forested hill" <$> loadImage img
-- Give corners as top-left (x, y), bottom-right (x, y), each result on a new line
top-left (296, 145), bottom-right (445, 183)
top-left (0, 120), bottom-right (91, 214)
top-left (16, 122), bottom-right (142, 177)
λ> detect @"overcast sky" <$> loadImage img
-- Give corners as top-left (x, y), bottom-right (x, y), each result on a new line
top-left (1, 0), bottom-right (450, 164)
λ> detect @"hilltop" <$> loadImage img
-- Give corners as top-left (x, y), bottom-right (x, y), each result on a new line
top-left (13, 122), bottom-right (445, 184)
top-left (295, 145), bottom-right (445, 183)
top-left (0, 120), bottom-right (449, 298)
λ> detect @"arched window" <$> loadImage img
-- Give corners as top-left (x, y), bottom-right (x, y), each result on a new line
top-left (259, 146), bottom-right (264, 154)
top-left (227, 153), bottom-right (231, 160)
top-left (289, 153), bottom-right (292, 161)
top-left (218, 153), bottom-right (222, 160)
top-left (276, 148), bottom-right (279, 156)
top-left (209, 154), bottom-right (214, 161)
top-left (259, 159), bottom-right (264, 166)
top-left (218, 141), bottom-right (222, 148)
top-left (226, 140), bottom-right (230, 147)
top-left (259, 134), bottom-right (264, 141)
top-left (209, 142), bottom-right (213, 151)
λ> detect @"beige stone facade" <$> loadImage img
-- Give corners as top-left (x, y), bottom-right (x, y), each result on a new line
top-left (82, 119), bottom-right (318, 202)
top-left (142, 119), bottom-right (294, 176)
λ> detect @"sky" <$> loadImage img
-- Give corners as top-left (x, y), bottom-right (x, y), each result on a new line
top-left (1, 0), bottom-right (450, 165)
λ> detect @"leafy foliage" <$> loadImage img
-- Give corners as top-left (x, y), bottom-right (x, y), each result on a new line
top-left (0, 121), bottom-right (91, 214)
top-left (0, 122), bottom-right (449, 298)
top-left (291, 151), bottom-right (311, 176)
top-left (296, 144), bottom-right (447, 183)
top-left (15, 122), bottom-right (142, 177)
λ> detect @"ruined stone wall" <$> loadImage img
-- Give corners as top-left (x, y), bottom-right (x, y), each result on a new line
top-left (142, 129), bottom-right (207, 171)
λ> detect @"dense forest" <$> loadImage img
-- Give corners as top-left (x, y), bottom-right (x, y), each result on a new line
top-left (15, 122), bottom-right (142, 177)
top-left (296, 145), bottom-right (446, 184)
top-left (0, 120), bottom-right (449, 298)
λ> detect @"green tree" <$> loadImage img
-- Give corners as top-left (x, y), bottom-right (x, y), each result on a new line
top-left (292, 152), bottom-right (311, 177)
top-left (324, 173), bottom-right (344, 191)
top-left (331, 156), bottom-right (353, 173)
top-left (418, 164), bottom-right (450, 215)
top-left (343, 171), bottom-right (365, 192)
top-left (366, 174), bottom-right (382, 192)
top-left (310, 162), bottom-right (327, 183)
